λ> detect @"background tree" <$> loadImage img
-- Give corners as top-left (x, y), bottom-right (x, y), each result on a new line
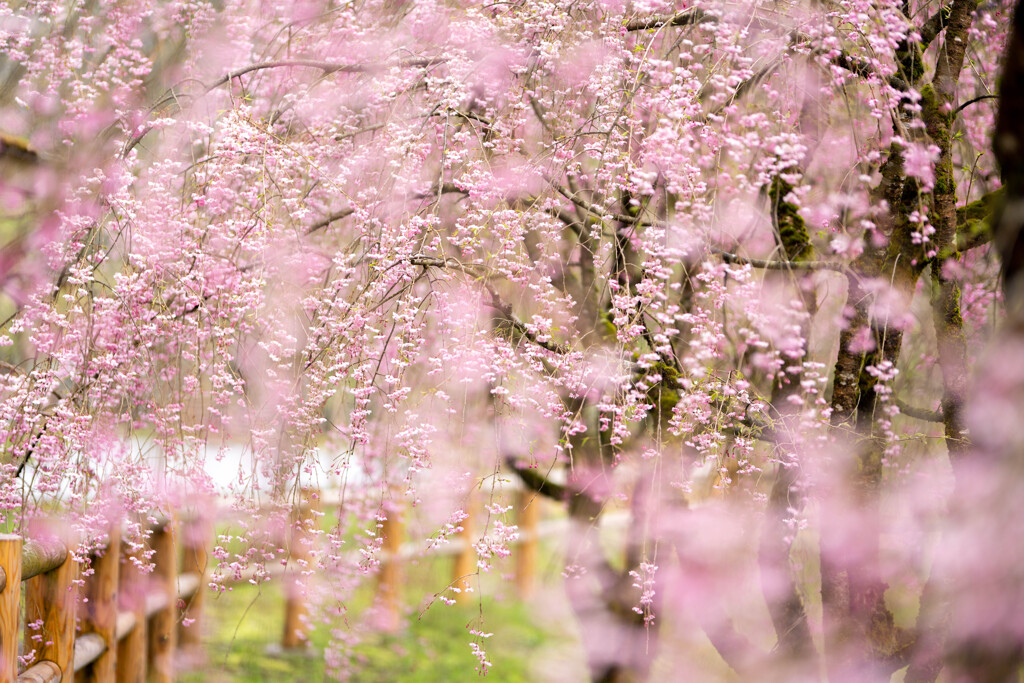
top-left (0, 0), bottom-right (1018, 680)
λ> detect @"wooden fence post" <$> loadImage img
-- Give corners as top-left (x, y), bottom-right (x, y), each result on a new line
top-left (451, 502), bottom-right (475, 604)
top-left (82, 526), bottom-right (120, 683)
top-left (515, 490), bottom-right (540, 599)
top-left (116, 549), bottom-right (147, 683)
top-left (0, 535), bottom-right (21, 683)
top-left (148, 521), bottom-right (176, 683)
top-left (25, 539), bottom-right (78, 678)
top-left (178, 517), bottom-right (208, 656)
top-left (376, 500), bottom-right (404, 631)
top-left (283, 489), bottom-right (319, 649)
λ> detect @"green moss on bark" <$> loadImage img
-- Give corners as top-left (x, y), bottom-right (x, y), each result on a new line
top-left (768, 176), bottom-right (812, 261)
top-left (921, 84), bottom-right (956, 197)
top-left (897, 41), bottom-right (926, 85)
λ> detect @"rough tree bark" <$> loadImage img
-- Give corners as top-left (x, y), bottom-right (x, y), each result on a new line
top-left (822, 2), bottom-right (978, 678)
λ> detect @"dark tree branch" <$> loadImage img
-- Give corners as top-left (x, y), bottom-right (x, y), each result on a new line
top-left (713, 247), bottom-right (845, 272)
top-left (506, 195), bottom-right (584, 236)
top-left (504, 456), bottom-right (567, 501)
top-left (306, 183), bottom-right (468, 236)
top-left (434, 108), bottom-right (492, 127)
top-left (895, 397), bottom-right (944, 423)
top-left (207, 57), bottom-right (442, 91)
top-left (625, 8), bottom-right (714, 31)
top-left (399, 253), bottom-right (568, 355)
top-left (406, 254), bottom-right (488, 275)
top-left (416, 182), bottom-right (470, 200)
top-left (542, 207), bottom-right (585, 236)
top-left (0, 132), bottom-right (39, 164)
top-left (953, 94), bottom-right (998, 117)
top-left (950, 188), bottom-right (1003, 253)
top-left (956, 189), bottom-right (1003, 230)
top-left (551, 183), bottom-right (637, 224)
top-left (485, 284), bottom-right (570, 355)
top-left (920, 5), bottom-right (953, 50)
top-left (829, 52), bottom-right (909, 92)
top-left (306, 209), bottom-right (353, 235)
top-left (124, 58), bottom-right (442, 156)
top-left (700, 54), bottom-right (788, 121)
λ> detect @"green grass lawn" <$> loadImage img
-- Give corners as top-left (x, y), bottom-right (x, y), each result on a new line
top-left (179, 547), bottom-right (587, 682)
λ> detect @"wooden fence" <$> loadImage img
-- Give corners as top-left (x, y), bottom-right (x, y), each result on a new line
top-left (277, 488), bottom-right (551, 643)
top-left (0, 488), bottom-right (579, 681)
top-left (369, 489), bottom-right (546, 633)
top-left (0, 518), bottom-right (206, 683)
top-left (361, 491), bottom-right (632, 630)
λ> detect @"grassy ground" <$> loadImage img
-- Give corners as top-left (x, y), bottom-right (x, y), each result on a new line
top-left (178, 546), bottom-right (588, 682)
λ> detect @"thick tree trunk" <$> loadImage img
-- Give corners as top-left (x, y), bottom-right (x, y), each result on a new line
top-left (901, 3), bottom-right (979, 680)
top-left (565, 473), bottom-right (661, 683)
top-left (909, 1), bottom-right (1024, 681)
top-left (996, 1), bottom-right (1024, 307)
top-left (822, 153), bottom-right (924, 679)
top-left (759, 175), bottom-right (818, 670)
top-left (758, 63), bottom-right (827, 672)
top-left (822, 2), bottom-right (978, 677)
